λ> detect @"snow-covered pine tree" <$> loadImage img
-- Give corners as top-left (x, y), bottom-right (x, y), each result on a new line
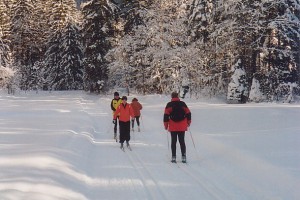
top-left (44, 30), bottom-right (63, 90)
top-left (109, 0), bottom-right (196, 94)
top-left (275, 82), bottom-right (298, 103)
top-left (188, 0), bottom-right (213, 43)
top-left (107, 0), bottom-right (151, 93)
top-left (27, 61), bottom-right (44, 91)
top-left (30, 0), bottom-right (52, 62)
top-left (187, 0), bottom-right (233, 97)
top-left (0, 32), bottom-right (12, 87)
top-left (9, 0), bottom-right (53, 90)
top-left (81, 0), bottom-right (118, 93)
top-left (233, 0), bottom-right (259, 83)
top-left (10, 0), bottom-right (36, 90)
top-left (0, 1), bottom-right (14, 89)
top-left (227, 59), bottom-right (248, 103)
top-left (47, 0), bottom-right (79, 31)
top-left (10, 0), bottom-right (33, 66)
top-left (254, 0), bottom-right (300, 101)
top-left (58, 21), bottom-right (83, 90)
top-left (44, 0), bottom-right (81, 90)
top-left (120, 0), bottom-right (146, 35)
top-left (0, 0), bottom-right (11, 69)
top-left (249, 76), bottom-right (264, 102)
top-left (148, 0), bottom-right (194, 94)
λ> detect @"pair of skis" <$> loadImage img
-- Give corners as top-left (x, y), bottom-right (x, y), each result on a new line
top-left (114, 135), bottom-right (132, 151)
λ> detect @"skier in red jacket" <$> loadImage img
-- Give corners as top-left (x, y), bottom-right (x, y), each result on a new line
top-left (131, 98), bottom-right (143, 132)
top-left (164, 92), bottom-right (191, 163)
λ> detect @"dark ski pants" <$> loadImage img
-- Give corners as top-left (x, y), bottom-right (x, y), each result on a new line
top-left (119, 121), bottom-right (131, 144)
top-left (114, 116), bottom-right (119, 136)
top-left (131, 116), bottom-right (140, 128)
top-left (170, 131), bottom-right (186, 157)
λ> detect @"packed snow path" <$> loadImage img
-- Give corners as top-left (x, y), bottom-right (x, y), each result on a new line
top-left (0, 91), bottom-right (299, 200)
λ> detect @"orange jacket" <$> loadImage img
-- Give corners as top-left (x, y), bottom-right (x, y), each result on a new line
top-left (113, 103), bottom-right (134, 122)
top-left (131, 99), bottom-right (142, 117)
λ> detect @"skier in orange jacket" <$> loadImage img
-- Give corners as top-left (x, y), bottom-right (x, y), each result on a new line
top-left (113, 96), bottom-right (135, 149)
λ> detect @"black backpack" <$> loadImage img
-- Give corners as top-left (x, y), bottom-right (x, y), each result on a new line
top-left (170, 101), bottom-right (186, 122)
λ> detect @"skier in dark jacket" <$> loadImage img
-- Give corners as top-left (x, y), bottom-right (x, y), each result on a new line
top-left (111, 92), bottom-right (122, 140)
top-left (163, 92), bottom-right (191, 163)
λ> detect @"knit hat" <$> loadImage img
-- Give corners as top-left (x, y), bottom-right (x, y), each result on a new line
top-left (121, 96), bottom-right (127, 100)
top-left (114, 92), bottom-right (119, 96)
top-left (132, 98), bottom-right (138, 102)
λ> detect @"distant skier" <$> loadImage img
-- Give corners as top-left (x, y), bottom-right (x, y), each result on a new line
top-left (113, 96), bottom-right (135, 150)
top-left (111, 92), bottom-right (122, 140)
top-left (181, 85), bottom-right (189, 99)
top-left (163, 92), bottom-right (191, 163)
top-left (131, 98), bottom-right (143, 132)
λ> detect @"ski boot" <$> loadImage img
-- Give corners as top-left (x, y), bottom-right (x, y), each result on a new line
top-left (114, 130), bottom-right (117, 142)
top-left (182, 155), bottom-right (186, 163)
top-left (126, 141), bottom-right (132, 150)
top-left (171, 156), bottom-right (176, 163)
top-left (120, 143), bottom-right (124, 151)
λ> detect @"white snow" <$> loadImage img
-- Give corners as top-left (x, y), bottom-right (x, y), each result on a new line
top-left (0, 90), bottom-right (299, 200)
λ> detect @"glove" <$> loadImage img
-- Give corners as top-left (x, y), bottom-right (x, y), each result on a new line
top-left (164, 122), bottom-right (169, 130)
top-left (113, 119), bottom-right (116, 124)
top-left (187, 120), bottom-right (191, 127)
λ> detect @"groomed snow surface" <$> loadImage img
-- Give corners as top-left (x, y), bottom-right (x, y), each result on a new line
top-left (0, 90), bottom-right (299, 200)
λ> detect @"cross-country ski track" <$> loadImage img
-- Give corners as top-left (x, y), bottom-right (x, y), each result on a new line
top-left (0, 90), bottom-right (299, 200)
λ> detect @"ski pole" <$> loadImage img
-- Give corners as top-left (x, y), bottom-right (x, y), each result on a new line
top-left (106, 119), bottom-right (113, 134)
top-left (166, 130), bottom-right (170, 152)
top-left (188, 128), bottom-right (196, 149)
top-left (132, 129), bottom-right (135, 142)
top-left (131, 118), bottom-right (135, 142)
top-left (131, 118), bottom-right (135, 130)
top-left (188, 128), bottom-right (202, 161)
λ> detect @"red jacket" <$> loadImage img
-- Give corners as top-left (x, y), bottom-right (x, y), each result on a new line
top-left (131, 99), bottom-right (142, 117)
top-left (163, 98), bottom-right (191, 132)
top-left (114, 103), bottom-right (134, 122)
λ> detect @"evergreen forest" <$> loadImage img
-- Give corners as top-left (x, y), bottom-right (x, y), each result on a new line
top-left (0, 0), bottom-right (299, 103)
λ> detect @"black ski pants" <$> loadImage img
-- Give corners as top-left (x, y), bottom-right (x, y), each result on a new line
top-left (131, 116), bottom-right (140, 128)
top-left (119, 121), bottom-right (131, 144)
top-left (170, 131), bottom-right (186, 157)
top-left (114, 116), bottom-right (119, 135)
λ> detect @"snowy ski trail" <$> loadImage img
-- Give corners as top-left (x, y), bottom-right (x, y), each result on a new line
top-left (125, 148), bottom-right (168, 200)
top-left (0, 91), bottom-right (299, 200)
